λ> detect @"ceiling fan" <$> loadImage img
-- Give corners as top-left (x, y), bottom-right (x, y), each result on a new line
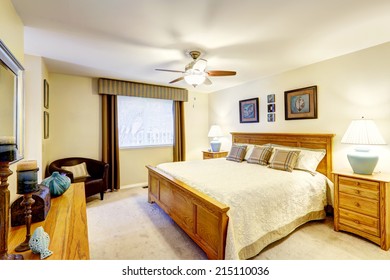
top-left (155, 50), bottom-right (236, 87)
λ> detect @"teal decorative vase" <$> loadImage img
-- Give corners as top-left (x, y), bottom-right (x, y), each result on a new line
top-left (29, 226), bottom-right (53, 259)
top-left (41, 171), bottom-right (71, 197)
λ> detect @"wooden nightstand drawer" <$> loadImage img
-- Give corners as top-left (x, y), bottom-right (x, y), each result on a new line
top-left (339, 184), bottom-right (379, 200)
top-left (339, 208), bottom-right (379, 236)
top-left (202, 151), bottom-right (228, 159)
top-left (339, 192), bottom-right (379, 217)
top-left (339, 176), bottom-right (379, 200)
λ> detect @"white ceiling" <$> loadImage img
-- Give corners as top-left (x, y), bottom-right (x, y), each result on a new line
top-left (11, 0), bottom-right (390, 93)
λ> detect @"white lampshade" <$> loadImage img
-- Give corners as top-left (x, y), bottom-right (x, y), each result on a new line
top-left (208, 125), bottom-right (223, 138)
top-left (341, 117), bottom-right (386, 175)
top-left (208, 125), bottom-right (223, 152)
top-left (184, 69), bottom-right (206, 87)
top-left (341, 118), bottom-right (386, 145)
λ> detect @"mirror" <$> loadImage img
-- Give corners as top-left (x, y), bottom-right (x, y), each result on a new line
top-left (0, 40), bottom-right (24, 163)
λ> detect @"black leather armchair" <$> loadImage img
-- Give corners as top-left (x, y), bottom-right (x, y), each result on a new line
top-left (46, 157), bottom-right (109, 200)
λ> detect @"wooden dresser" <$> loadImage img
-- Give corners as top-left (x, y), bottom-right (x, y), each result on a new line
top-left (8, 183), bottom-right (90, 259)
top-left (333, 170), bottom-right (390, 250)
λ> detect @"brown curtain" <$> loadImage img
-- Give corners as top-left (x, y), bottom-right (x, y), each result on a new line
top-left (102, 94), bottom-right (120, 191)
top-left (173, 101), bottom-right (186, 162)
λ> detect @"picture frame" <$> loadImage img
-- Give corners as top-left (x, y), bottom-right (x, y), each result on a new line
top-left (284, 86), bottom-right (317, 120)
top-left (44, 111), bottom-right (49, 139)
top-left (267, 94), bottom-right (275, 103)
top-left (44, 79), bottom-right (49, 109)
top-left (267, 103), bottom-right (275, 113)
top-left (239, 97), bottom-right (259, 123)
top-left (267, 113), bottom-right (275, 122)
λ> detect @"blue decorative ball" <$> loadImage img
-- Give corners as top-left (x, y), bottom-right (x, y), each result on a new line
top-left (41, 171), bottom-right (71, 197)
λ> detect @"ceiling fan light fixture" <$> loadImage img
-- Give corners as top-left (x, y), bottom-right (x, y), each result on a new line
top-left (184, 69), bottom-right (206, 87)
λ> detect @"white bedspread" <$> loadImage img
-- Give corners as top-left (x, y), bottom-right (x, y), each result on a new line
top-left (157, 158), bottom-right (333, 260)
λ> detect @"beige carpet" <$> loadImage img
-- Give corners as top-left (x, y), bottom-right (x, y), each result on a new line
top-left (86, 187), bottom-right (390, 260)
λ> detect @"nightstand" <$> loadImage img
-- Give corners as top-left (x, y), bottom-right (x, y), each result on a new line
top-left (202, 150), bottom-right (228, 159)
top-left (333, 170), bottom-right (390, 250)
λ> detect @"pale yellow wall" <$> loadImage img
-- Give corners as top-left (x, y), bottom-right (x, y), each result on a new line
top-left (24, 55), bottom-right (45, 181)
top-left (120, 147), bottom-right (172, 187)
top-left (0, 0), bottom-right (24, 202)
top-left (184, 91), bottom-right (209, 160)
top-left (209, 42), bottom-right (390, 173)
top-left (47, 74), bottom-right (101, 166)
top-left (0, 0), bottom-right (24, 63)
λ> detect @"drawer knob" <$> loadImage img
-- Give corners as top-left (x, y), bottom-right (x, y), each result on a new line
top-left (355, 202), bottom-right (360, 207)
top-left (356, 182), bottom-right (360, 186)
top-left (355, 220), bottom-right (360, 224)
top-left (355, 190), bottom-right (360, 195)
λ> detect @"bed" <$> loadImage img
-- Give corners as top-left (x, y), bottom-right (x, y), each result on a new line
top-left (146, 132), bottom-right (334, 260)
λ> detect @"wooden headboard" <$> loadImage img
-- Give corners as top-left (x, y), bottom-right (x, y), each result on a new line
top-left (231, 132), bottom-right (334, 179)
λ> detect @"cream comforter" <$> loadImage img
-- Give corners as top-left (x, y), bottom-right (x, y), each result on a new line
top-left (157, 158), bottom-right (333, 260)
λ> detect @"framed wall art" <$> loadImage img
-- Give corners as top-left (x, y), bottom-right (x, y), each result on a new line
top-left (44, 111), bottom-right (49, 139)
top-left (239, 97), bottom-right (259, 123)
top-left (267, 94), bottom-right (275, 103)
top-left (267, 103), bottom-right (275, 113)
top-left (44, 79), bottom-right (49, 109)
top-left (284, 86), bottom-right (317, 120)
top-left (267, 113), bottom-right (275, 122)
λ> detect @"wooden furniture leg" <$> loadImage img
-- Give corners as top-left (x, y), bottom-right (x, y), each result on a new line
top-left (0, 162), bottom-right (23, 260)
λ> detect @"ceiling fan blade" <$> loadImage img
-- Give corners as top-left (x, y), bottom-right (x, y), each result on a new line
top-left (169, 76), bottom-right (184, 84)
top-left (207, 70), bottom-right (236, 76)
top-left (155, 68), bottom-right (185, 73)
top-left (204, 77), bottom-right (212, 85)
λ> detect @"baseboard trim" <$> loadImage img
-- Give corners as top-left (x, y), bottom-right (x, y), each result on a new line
top-left (121, 182), bottom-right (148, 189)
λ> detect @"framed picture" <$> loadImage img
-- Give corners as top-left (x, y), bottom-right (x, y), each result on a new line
top-left (267, 94), bottom-right (275, 103)
top-left (284, 86), bottom-right (317, 120)
top-left (267, 103), bottom-right (275, 113)
top-left (44, 79), bottom-right (49, 109)
top-left (44, 111), bottom-right (49, 139)
top-left (267, 113), bottom-right (275, 122)
top-left (239, 97), bottom-right (259, 123)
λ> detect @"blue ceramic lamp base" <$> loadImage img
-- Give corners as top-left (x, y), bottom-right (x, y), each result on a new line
top-left (347, 148), bottom-right (379, 175)
top-left (210, 140), bottom-right (221, 152)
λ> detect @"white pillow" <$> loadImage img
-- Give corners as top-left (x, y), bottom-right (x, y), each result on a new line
top-left (269, 144), bottom-right (326, 174)
top-left (61, 162), bottom-right (90, 179)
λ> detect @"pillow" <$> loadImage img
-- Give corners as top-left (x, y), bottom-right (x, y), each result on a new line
top-left (247, 146), bottom-right (273, 165)
top-left (268, 144), bottom-right (326, 174)
top-left (226, 144), bottom-right (247, 162)
top-left (268, 149), bottom-right (300, 172)
top-left (61, 162), bottom-right (90, 179)
top-left (244, 144), bottom-right (254, 160)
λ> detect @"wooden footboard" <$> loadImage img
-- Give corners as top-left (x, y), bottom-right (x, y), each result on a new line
top-left (147, 165), bottom-right (229, 260)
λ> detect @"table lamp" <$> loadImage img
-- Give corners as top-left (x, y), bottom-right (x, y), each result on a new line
top-left (208, 125), bottom-right (223, 152)
top-left (341, 117), bottom-right (386, 175)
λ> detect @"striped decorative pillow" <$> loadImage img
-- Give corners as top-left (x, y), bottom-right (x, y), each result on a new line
top-left (268, 149), bottom-right (300, 172)
top-left (61, 162), bottom-right (90, 179)
top-left (226, 144), bottom-right (247, 162)
top-left (247, 146), bottom-right (273, 165)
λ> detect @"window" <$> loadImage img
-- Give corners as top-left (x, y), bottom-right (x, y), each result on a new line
top-left (118, 96), bottom-right (174, 148)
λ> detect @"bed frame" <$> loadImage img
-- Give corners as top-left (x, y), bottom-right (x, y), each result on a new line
top-left (147, 132), bottom-right (334, 259)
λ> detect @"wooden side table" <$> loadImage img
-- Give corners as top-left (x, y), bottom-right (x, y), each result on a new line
top-left (202, 151), bottom-right (228, 159)
top-left (333, 170), bottom-right (390, 250)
